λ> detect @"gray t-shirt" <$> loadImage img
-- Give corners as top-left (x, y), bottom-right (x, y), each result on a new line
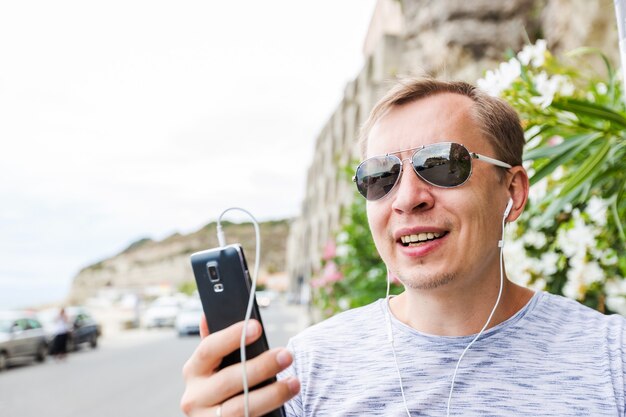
top-left (279, 291), bottom-right (626, 416)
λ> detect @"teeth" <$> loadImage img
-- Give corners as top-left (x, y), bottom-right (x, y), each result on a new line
top-left (400, 232), bottom-right (443, 244)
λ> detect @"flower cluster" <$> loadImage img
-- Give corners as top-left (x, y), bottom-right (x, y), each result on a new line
top-left (482, 40), bottom-right (626, 314)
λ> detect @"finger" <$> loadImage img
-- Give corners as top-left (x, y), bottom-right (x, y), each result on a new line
top-left (183, 320), bottom-right (262, 378)
top-left (222, 376), bottom-right (300, 417)
top-left (200, 314), bottom-right (209, 339)
top-left (196, 348), bottom-right (293, 405)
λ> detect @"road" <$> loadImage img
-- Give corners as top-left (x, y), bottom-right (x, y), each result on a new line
top-left (0, 299), bottom-right (309, 417)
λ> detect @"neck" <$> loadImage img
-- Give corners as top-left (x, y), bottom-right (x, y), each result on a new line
top-left (388, 275), bottom-right (534, 336)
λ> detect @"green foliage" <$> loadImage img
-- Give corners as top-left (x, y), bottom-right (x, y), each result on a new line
top-left (178, 280), bottom-right (198, 296)
top-left (480, 40), bottom-right (626, 313)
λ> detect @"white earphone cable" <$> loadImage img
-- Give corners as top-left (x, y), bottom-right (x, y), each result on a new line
top-left (385, 273), bottom-right (412, 417)
top-left (217, 207), bottom-right (261, 417)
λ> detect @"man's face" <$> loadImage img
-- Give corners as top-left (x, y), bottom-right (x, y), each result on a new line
top-left (365, 93), bottom-right (510, 292)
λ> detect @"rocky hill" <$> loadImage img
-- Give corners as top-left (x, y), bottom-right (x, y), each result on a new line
top-left (68, 219), bottom-right (290, 304)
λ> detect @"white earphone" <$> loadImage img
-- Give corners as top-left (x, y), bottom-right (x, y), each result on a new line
top-left (503, 198), bottom-right (513, 219)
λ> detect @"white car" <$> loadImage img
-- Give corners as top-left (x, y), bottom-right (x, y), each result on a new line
top-left (175, 299), bottom-right (203, 336)
top-left (143, 297), bottom-right (181, 328)
top-left (0, 311), bottom-right (48, 371)
top-left (255, 290), bottom-right (278, 308)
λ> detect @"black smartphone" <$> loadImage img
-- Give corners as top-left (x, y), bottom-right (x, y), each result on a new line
top-left (190, 244), bottom-right (284, 417)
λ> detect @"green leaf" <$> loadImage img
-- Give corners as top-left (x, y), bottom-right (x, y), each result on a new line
top-left (551, 99), bottom-right (626, 130)
top-left (611, 196), bottom-right (626, 246)
top-left (534, 188), bottom-right (578, 227)
top-left (528, 134), bottom-right (599, 186)
top-left (523, 132), bottom-right (599, 160)
top-left (558, 138), bottom-right (612, 197)
top-left (564, 47), bottom-right (614, 81)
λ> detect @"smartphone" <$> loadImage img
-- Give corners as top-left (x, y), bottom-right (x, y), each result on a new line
top-left (190, 244), bottom-right (284, 417)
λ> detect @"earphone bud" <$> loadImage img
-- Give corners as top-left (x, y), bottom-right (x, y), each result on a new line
top-left (503, 198), bottom-right (513, 219)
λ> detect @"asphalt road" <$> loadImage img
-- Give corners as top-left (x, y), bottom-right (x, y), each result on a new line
top-left (0, 299), bottom-right (309, 417)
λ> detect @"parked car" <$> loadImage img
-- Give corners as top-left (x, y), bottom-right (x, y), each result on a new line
top-left (143, 296), bottom-right (181, 328)
top-left (0, 311), bottom-right (48, 371)
top-left (38, 306), bottom-right (101, 352)
top-left (175, 299), bottom-right (202, 336)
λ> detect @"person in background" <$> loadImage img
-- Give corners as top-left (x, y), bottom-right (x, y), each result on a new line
top-left (51, 307), bottom-right (70, 361)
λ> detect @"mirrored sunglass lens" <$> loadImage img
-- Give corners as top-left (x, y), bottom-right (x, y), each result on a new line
top-left (412, 143), bottom-right (471, 187)
top-left (356, 156), bottom-right (401, 200)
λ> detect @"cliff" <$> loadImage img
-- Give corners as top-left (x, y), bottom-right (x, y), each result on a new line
top-left (68, 219), bottom-right (290, 303)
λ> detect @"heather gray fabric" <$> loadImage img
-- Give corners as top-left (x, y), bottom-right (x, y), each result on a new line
top-left (279, 291), bottom-right (625, 416)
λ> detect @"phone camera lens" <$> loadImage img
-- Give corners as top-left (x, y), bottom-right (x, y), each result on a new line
top-left (207, 264), bottom-right (220, 282)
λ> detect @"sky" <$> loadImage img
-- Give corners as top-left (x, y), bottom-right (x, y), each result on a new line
top-left (0, 0), bottom-right (378, 309)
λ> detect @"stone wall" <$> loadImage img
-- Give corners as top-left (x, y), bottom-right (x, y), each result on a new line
top-left (286, 0), bottom-right (619, 299)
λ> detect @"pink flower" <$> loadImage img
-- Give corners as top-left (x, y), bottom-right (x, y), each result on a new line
top-left (323, 240), bottom-right (336, 260)
top-left (323, 261), bottom-right (343, 283)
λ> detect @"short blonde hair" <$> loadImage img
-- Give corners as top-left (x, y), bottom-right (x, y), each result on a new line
top-left (359, 78), bottom-right (525, 166)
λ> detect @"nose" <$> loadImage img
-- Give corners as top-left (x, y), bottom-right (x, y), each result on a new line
top-left (390, 158), bottom-right (435, 213)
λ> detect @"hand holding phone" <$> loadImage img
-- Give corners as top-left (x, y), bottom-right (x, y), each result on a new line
top-left (184, 244), bottom-right (297, 417)
top-left (180, 319), bottom-right (300, 417)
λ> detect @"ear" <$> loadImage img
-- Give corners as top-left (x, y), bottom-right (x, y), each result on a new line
top-left (504, 166), bottom-right (529, 223)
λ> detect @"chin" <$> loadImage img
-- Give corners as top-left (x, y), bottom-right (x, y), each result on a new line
top-left (398, 271), bottom-right (457, 291)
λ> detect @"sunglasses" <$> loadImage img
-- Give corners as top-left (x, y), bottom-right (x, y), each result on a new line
top-left (353, 142), bottom-right (512, 201)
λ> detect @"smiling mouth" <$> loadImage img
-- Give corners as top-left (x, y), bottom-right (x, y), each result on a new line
top-left (399, 232), bottom-right (447, 247)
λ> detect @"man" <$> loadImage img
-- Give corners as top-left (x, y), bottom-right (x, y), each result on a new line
top-left (181, 78), bottom-right (626, 416)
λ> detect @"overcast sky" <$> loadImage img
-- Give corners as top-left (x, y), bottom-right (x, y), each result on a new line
top-left (0, 0), bottom-right (377, 308)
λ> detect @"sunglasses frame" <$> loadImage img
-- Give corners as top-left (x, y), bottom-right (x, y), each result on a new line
top-left (353, 142), bottom-right (513, 201)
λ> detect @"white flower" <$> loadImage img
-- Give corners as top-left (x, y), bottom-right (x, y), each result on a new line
top-left (563, 202), bottom-right (573, 213)
top-left (575, 259), bottom-right (605, 285)
top-left (529, 177), bottom-right (548, 203)
top-left (606, 296), bottom-right (626, 316)
top-left (563, 258), bottom-right (604, 300)
top-left (524, 230), bottom-right (547, 248)
top-left (528, 277), bottom-right (547, 291)
top-left (562, 276), bottom-right (584, 300)
top-left (538, 252), bottom-right (559, 275)
top-left (477, 58), bottom-right (521, 97)
top-left (530, 72), bottom-right (574, 108)
top-left (517, 39), bottom-right (547, 67)
top-left (605, 278), bottom-right (626, 315)
top-left (335, 244), bottom-right (349, 258)
top-left (477, 69), bottom-right (502, 96)
top-left (556, 209), bottom-right (597, 258)
top-left (504, 237), bottom-right (532, 285)
top-left (596, 82), bottom-right (608, 95)
top-left (530, 72), bottom-right (557, 108)
top-left (336, 232), bottom-right (349, 243)
top-left (555, 75), bottom-right (575, 97)
top-left (598, 249), bottom-right (618, 266)
top-left (585, 196), bottom-right (608, 226)
top-left (367, 268), bottom-right (380, 279)
top-left (605, 278), bottom-right (626, 297)
top-left (338, 297), bottom-right (350, 311)
top-left (551, 166), bottom-right (565, 181)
